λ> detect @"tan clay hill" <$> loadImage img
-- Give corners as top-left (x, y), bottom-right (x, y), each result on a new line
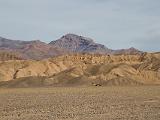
top-left (0, 52), bottom-right (159, 87)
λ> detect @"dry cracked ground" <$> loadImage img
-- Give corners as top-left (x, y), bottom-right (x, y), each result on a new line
top-left (0, 86), bottom-right (160, 120)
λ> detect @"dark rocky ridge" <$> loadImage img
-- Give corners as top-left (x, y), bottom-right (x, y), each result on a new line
top-left (49, 34), bottom-right (143, 55)
top-left (49, 34), bottom-right (113, 54)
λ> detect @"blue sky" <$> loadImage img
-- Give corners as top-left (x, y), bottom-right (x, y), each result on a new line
top-left (0, 0), bottom-right (160, 51)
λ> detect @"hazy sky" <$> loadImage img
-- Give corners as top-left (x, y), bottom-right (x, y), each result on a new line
top-left (0, 0), bottom-right (160, 51)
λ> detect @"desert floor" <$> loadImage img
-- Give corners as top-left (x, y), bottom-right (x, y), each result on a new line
top-left (0, 86), bottom-right (160, 120)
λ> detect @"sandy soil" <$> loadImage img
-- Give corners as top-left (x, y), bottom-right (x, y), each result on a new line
top-left (0, 86), bottom-right (160, 120)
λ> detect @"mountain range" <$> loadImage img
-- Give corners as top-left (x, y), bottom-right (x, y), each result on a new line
top-left (0, 34), bottom-right (159, 87)
top-left (0, 34), bottom-right (142, 60)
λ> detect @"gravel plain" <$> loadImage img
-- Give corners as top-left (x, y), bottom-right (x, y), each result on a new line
top-left (0, 86), bottom-right (160, 120)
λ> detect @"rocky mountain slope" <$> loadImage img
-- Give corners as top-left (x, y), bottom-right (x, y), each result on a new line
top-left (0, 37), bottom-right (67, 60)
top-left (49, 34), bottom-right (113, 54)
top-left (49, 34), bottom-right (142, 55)
top-left (0, 52), bottom-right (159, 87)
top-left (0, 34), bottom-right (142, 60)
top-left (112, 47), bottom-right (142, 55)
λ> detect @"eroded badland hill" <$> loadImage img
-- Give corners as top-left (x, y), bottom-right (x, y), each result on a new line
top-left (0, 52), bottom-right (159, 87)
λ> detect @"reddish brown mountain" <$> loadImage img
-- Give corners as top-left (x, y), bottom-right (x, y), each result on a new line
top-left (0, 37), bottom-right (67, 60)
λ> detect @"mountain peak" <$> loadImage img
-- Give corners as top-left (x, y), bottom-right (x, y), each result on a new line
top-left (49, 34), bottom-right (111, 53)
top-left (60, 33), bottom-right (94, 43)
top-left (61, 33), bottom-right (78, 38)
top-left (128, 47), bottom-right (138, 50)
